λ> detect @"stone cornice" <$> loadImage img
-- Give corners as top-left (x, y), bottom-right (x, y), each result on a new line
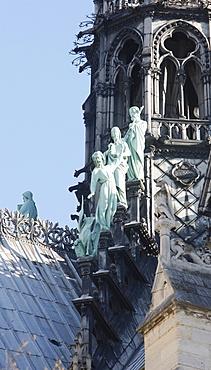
top-left (94, 4), bottom-right (209, 39)
top-left (154, 142), bottom-right (210, 158)
top-left (137, 296), bottom-right (211, 335)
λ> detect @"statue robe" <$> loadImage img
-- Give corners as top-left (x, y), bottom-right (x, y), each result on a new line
top-left (124, 119), bottom-right (147, 181)
top-left (18, 191), bottom-right (38, 220)
top-left (90, 164), bottom-right (117, 230)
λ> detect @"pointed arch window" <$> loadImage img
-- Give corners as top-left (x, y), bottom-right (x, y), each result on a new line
top-left (130, 63), bottom-right (143, 107)
top-left (107, 33), bottom-right (143, 128)
top-left (184, 60), bottom-right (202, 119)
top-left (114, 68), bottom-right (126, 127)
top-left (158, 29), bottom-right (204, 120)
top-left (159, 58), bottom-right (178, 118)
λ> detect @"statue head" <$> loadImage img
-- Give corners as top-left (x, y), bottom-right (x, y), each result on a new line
top-left (92, 151), bottom-right (105, 168)
top-left (111, 126), bottom-right (121, 142)
top-left (129, 106), bottom-right (144, 120)
top-left (22, 191), bottom-right (34, 202)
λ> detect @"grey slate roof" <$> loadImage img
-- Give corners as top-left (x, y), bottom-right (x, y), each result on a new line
top-left (123, 343), bottom-right (145, 370)
top-left (167, 261), bottom-right (211, 311)
top-left (140, 260), bottom-right (211, 332)
top-left (0, 231), bottom-right (81, 369)
top-left (92, 252), bottom-right (157, 370)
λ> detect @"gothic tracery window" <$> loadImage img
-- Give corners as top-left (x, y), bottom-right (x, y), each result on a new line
top-left (130, 63), bottom-right (143, 107)
top-left (158, 30), bottom-right (204, 120)
top-left (112, 35), bottom-right (143, 127)
top-left (114, 68), bottom-right (126, 127)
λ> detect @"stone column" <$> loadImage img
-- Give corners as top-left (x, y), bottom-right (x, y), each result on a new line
top-left (98, 230), bottom-right (113, 270)
top-left (177, 69), bottom-right (186, 119)
top-left (153, 68), bottom-right (161, 117)
top-left (74, 257), bottom-right (94, 367)
top-left (77, 256), bottom-right (94, 295)
top-left (112, 205), bottom-right (128, 246)
top-left (155, 216), bottom-right (175, 266)
top-left (127, 180), bottom-right (145, 223)
top-left (202, 70), bottom-right (211, 119)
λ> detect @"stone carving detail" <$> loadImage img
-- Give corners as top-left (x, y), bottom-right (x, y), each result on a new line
top-left (170, 237), bottom-right (211, 267)
top-left (104, 0), bottom-right (206, 14)
top-left (172, 161), bottom-right (200, 186)
top-left (155, 181), bottom-right (175, 223)
top-left (161, 0), bottom-right (208, 8)
top-left (153, 20), bottom-right (209, 69)
top-left (0, 209), bottom-right (78, 250)
top-left (69, 331), bottom-right (92, 370)
top-left (106, 28), bottom-right (143, 82)
top-left (154, 154), bottom-right (207, 248)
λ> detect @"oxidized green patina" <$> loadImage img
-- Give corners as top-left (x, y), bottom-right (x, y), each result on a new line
top-left (124, 106), bottom-right (147, 181)
top-left (17, 191), bottom-right (38, 220)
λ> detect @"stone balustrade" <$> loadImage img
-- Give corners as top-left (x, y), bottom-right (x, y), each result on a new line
top-left (151, 117), bottom-right (211, 141)
top-left (103, 0), bottom-right (144, 14)
top-left (103, 0), bottom-right (203, 14)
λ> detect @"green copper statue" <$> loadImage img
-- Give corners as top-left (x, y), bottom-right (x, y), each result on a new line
top-left (88, 150), bottom-right (119, 230)
top-left (74, 215), bottom-right (101, 258)
top-left (17, 191), bottom-right (38, 220)
top-left (124, 106), bottom-right (147, 181)
top-left (73, 193), bottom-right (101, 258)
top-left (104, 127), bottom-right (130, 208)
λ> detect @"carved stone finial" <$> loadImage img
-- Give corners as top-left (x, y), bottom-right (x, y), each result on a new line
top-left (155, 216), bottom-right (175, 266)
top-left (98, 229), bottom-right (113, 270)
top-left (170, 237), bottom-right (211, 267)
top-left (70, 331), bottom-right (92, 370)
top-left (112, 204), bottom-right (128, 246)
top-left (155, 180), bottom-right (176, 265)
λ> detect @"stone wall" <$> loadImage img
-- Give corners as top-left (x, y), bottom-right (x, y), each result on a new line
top-left (138, 261), bottom-right (211, 370)
top-left (143, 302), bottom-right (211, 370)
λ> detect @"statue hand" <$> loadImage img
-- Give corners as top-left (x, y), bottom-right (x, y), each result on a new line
top-left (87, 192), bottom-right (95, 199)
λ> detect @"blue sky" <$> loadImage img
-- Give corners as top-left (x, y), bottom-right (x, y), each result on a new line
top-left (0, 1), bottom-right (93, 227)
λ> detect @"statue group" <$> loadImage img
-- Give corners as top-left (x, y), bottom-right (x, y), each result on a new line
top-left (74, 106), bottom-right (147, 258)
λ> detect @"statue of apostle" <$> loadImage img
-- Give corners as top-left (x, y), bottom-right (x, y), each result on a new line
top-left (124, 106), bottom-right (147, 181)
top-left (17, 191), bottom-right (38, 220)
top-left (88, 151), bottom-right (118, 230)
top-left (104, 127), bottom-right (130, 208)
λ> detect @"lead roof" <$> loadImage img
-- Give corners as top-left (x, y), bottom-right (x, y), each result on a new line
top-left (0, 230), bottom-right (81, 369)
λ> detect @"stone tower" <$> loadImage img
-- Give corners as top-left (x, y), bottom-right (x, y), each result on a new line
top-left (71, 1), bottom-right (211, 369)
top-left (75, 0), bottom-right (211, 245)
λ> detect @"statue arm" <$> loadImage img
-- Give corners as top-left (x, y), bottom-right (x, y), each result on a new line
top-left (123, 142), bottom-right (131, 157)
top-left (88, 169), bottom-right (99, 199)
top-left (103, 150), bottom-right (108, 164)
top-left (18, 201), bottom-right (29, 215)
